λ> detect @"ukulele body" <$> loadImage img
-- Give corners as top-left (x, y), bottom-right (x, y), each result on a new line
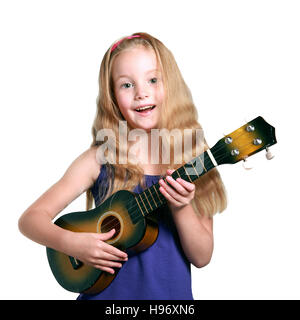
top-left (46, 190), bottom-right (159, 294)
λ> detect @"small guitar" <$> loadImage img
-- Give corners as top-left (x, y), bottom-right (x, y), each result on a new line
top-left (46, 116), bottom-right (277, 294)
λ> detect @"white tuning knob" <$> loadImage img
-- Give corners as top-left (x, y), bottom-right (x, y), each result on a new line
top-left (265, 147), bottom-right (274, 160)
top-left (242, 157), bottom-right (252, 170)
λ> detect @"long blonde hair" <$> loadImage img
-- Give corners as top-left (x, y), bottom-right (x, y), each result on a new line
top-left (86, 32), bottom-right (227, 217)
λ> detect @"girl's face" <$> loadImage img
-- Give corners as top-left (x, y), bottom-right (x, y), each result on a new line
top-left (112, 46), bottom-right (164, 132)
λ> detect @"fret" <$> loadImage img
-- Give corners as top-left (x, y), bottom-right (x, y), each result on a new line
top-left (177, 166), bottom-right (185, 177)
top-left (188, 160), bottom-right (199, 178)
top-left (170, 152), bottom-right (215, 184)
top-left (183, 165), bottom-right (193, 182)
top-left (188, 156), bottom-right (205, 179)
top-left (147, 187), bottom-right (158, 208)
top-left (135, 197), bottom-right (145, 217)
top-left (134, 151), bottom-right (216, 220)
top-left (198, 155), bottom-right (207, 172)
top-left (143, 190), bottom-right (153, 211)
top-left (176, 166), bottom-right (189, 182)
top-left (153, 184), bottom-right (164, 205)
top-left (138, 193), bottom-right (149, 214)
top-left (173, 170), bottom-right (181, 180)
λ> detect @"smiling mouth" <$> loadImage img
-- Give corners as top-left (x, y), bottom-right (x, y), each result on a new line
top-left (135, 105), bottom-right (156, 113)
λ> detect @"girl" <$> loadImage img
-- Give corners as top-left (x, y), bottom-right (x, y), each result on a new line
top-left (19, 32), bottom-right (227, 300)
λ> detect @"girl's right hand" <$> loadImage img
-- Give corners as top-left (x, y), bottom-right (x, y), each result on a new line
top-left (64, 229), bottom-right (128, 274)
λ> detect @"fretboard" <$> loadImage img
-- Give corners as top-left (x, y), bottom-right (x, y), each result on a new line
top-left (132, 150), bottom-right (217, 221)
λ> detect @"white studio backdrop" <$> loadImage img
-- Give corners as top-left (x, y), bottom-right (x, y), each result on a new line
top-left (0, 0), bottom-right (299, 299)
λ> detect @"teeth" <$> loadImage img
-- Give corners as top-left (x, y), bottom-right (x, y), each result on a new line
top-left (136, 105), bottom-right (155, 111)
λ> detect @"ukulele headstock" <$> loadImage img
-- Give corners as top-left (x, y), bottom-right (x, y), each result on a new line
top-left (211, 116), bottom-right (277, 165)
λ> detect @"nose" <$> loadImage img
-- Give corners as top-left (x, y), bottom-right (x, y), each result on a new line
top-left (135, 84), bottom-right (149, 100)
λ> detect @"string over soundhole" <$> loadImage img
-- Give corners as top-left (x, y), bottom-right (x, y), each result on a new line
top-left (97, 211), bottom-right (123, 244)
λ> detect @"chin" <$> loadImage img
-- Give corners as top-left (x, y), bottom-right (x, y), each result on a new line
top-left (143, 121), bottom-right (159, 132)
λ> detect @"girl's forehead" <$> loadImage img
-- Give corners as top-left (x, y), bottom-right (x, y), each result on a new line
top-left (115, 45), bottom-right (154, 59)
top-left (112, 47), bottom-right (158, 75)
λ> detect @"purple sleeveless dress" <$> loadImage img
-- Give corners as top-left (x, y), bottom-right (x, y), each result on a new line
top-left (77, 165), bottom-right (193, 300)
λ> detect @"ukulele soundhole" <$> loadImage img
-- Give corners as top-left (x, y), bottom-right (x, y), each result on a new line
top-left (97, 211), bottom-right (123, 244)
top-left (101, 215), bottom-right (121, 237)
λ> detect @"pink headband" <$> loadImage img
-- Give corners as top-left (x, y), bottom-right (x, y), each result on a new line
top-left (111, 35), bottom-right (142, 52)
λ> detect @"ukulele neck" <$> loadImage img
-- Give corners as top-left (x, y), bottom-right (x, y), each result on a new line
top-left (133, 149), bottom-right (218, 219)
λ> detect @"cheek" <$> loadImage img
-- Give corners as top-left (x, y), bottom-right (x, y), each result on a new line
top-left (157, 86), bottom-right (165, 104)
top-left (115, 92), bottom-right (132, 117)
top-left (115, 91), bottom-right (128, 108)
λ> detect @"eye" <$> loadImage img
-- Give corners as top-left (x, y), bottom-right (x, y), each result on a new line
top-left (121, 82), bottom-right (133, 89)
top-left (150, 77), bottom-right (158, 84)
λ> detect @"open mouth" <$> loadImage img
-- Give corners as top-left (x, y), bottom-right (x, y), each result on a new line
top-left (135, 105), bottom-right (156, 113)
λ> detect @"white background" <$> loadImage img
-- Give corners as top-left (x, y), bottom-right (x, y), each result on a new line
top-left (0, 0), bottom-right (299, 300)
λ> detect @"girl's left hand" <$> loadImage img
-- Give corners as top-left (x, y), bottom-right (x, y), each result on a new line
top-left (159, 169), bottom-right (195, 212)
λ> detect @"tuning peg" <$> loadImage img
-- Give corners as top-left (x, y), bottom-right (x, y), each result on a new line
top-left (242, 157), bottom-right (252, 170)
top-left (265, 147), bottom-right (274, 160)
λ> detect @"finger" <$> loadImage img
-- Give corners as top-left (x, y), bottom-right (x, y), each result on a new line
top-left (97, 230), bottom-right (128, 258)
top-left (165, 175), bottom-right (189, 196)
top-left (176, 178), bottom-right (195, 192)
top-left (98, 228), bottom-right (116, 241)
top-left (159, 179), bottom-right (186, 202)
top-left (101, 242), bottom-right (128, 259)
top-left (166, 169), bottom-right (175, 174)
top-left (99, 251), bottom-right (128, 262)
top-left (95, 259), bottom-right (123, 269)
top-left (95, 265), bottom-right (115, 274)
top-left (159, 185), bottom-right (182, 207)
top-left (165, 172), bottom-right (196, 193)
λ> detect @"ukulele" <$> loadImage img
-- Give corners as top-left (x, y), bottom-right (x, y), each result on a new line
top-left (46, 116), bottom-right (277, 294)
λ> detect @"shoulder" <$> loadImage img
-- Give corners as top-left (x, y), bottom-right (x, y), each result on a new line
top-left (88, 146), bottom-right (102, 182)
top-left (64, 146), bottom-right (101, 187)
top-left (21, 146), bottom-right (102, 221)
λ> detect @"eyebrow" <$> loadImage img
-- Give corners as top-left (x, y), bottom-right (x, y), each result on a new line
top-left (115, 69), bottom-right (160, 82)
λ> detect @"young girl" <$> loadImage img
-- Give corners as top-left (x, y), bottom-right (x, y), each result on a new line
top-left (19, 32), bottom-right (227, 300)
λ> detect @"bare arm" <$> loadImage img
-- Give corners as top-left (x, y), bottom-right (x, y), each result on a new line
top-left (18, 147), bottom-right (127, 274)
top-left (159, 169), bottom-right (213, 268)
top-left (171, 205), bottom-right (213, 268)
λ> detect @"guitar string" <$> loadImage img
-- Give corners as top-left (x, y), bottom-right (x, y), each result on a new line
top-left (96, 137), bottom-right (264, 234)
top-left (97, 134), bottom-right (265, 232)
top-left (97, 135), bottom-right (265, 233)
top-left (99, 126), bottom-right (254, 228)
